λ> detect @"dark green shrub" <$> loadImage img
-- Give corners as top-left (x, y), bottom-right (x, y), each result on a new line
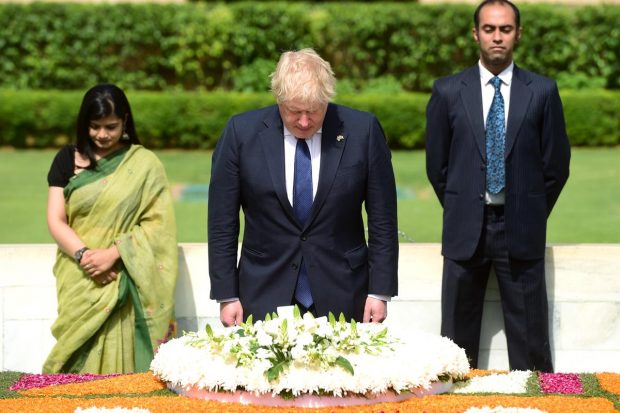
top-left (0, 3), bottom-right (618, 92)
top-left (337, 93), bottom-right (428, 148)
top-left (561, 90), bottom-right (620, 146)
top-left (231, 59), bottom-right (277, 92)
top-left (1, 90), bottom-right (616, 149)
top-left (0, 90), bottom-right (81, 147)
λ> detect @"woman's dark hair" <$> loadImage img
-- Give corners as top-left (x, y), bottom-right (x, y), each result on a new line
top-left (76, 84), bottom-right (140, 169)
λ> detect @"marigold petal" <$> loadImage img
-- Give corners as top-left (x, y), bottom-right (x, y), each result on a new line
top-left (597, 372), bottom-right (620, 394)
top-left (19, 373), bottom-right (165, 396)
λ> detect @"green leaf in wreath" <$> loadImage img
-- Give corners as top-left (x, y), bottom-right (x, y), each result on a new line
top-left (266, 358), bottom-right (288, 382)
top-left (280, 318), bottom-right (288, 338)
top-left (328, 312), bottom-right (336, 327)
top-left (374, 327), bottom-right (388, 339)
top-left (279, 389), bottom-right (294, 400)
top-left (335, 356), bottom-right (355, 375)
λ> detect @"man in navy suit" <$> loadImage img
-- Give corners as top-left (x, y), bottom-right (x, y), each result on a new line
top-left (425, 0), bottom-right (570, 371)
top-left (208, 49), bottom-right (398, 326)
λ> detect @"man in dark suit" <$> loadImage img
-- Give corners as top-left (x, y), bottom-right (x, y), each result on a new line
top-left (425, 0), bottom-right (570, 372)
top-left (208, 48), bottom-right (398, 326)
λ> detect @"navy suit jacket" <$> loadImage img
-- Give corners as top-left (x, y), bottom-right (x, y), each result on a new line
top-left (208, 103), bottom-right (398, 321)
top-left (426, 65), bottom-right (570, 261)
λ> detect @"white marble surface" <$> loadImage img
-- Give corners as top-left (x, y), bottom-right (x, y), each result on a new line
top-left (0, 291), bottom-right (3, 370)
top-left (0, 243), bottom-right (618, 373)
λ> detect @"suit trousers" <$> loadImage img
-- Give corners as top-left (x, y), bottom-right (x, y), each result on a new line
top-left (440, 205), bottom-right (553, 372)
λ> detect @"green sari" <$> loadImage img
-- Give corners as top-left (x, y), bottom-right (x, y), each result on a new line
top-left (43, 145), bottom-right (178, 374)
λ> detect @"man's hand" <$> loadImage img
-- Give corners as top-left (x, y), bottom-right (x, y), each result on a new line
top-left (220, 300), bottom-right (244, 327)
top-left (363, 296), bottom-right (387, 323)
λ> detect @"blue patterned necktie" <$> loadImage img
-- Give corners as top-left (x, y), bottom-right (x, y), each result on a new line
top-left (486, 76), bottom-right (506, 194)
top-left (293, 139), bottom-right (313, 308)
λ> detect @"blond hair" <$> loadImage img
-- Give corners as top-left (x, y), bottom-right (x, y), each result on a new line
top-left (270, 48), bottom-right (336, 107)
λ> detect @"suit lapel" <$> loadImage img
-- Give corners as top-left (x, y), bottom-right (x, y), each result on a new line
top-left (460, 66), bottom-right (486, 160)
top-left (505, 66), bottom-right (532, 157)
top-left (259, 107), bottom-right (297, 223)
top-left (309, 103), bottom-right (345, 227)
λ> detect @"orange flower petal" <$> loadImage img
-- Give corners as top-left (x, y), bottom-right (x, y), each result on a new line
top-left (19, 373), bottom-right (165, 396)
top-left (597, 372), bottom-right (620, 395)
top-left (466, 369), bottom-right (509, 378)
top-left (4, 395), bottom-right (615, 413)
top-left (6, 372), bottom-right (620, 413)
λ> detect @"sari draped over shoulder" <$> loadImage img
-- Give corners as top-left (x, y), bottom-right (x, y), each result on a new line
top-left (43, 145), bottom-right (178, 374)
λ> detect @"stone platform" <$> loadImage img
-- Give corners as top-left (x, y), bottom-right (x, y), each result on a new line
top-left (0, 243), bottom-right (618, 373)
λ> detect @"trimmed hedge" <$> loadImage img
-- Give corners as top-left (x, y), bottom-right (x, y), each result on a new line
top-left (1, 90), bottom-right (617, 149)
top-left (0, 3), bottom-right (618, 92)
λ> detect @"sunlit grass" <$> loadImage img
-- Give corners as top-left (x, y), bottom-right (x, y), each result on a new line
top-left (0, 147), bottom-right (617, 243)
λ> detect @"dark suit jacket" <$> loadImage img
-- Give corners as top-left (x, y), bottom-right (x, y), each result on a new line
top-left (426, 65), bottom-right (570, 261)
top-left (208, 103), bottom-right (398, 321)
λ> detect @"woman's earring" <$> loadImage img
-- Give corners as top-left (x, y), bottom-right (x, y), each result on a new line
top-left (122, 130), bottom-right (130, 141)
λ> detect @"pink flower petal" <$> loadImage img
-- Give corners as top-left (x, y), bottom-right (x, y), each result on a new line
top-left (10, 373), bottom-right (122, 391)
top-left (538, 372), bottom-right (583, 394)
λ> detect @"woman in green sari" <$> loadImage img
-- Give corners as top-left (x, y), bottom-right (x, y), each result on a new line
top-left (45, 84), bottom-right (178, 374)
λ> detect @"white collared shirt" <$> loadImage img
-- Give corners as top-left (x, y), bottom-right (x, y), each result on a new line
top-left (283, 126), bottom-right (322, 206)
top-left (479, 60), bottom-right (513, 127)
top-left (479, 61), bottom-right (513, 205)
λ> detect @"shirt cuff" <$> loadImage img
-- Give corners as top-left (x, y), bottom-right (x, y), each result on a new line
top-left (218, 296), bottom-right (391, 303)
top-left (217, 297), bottom-right (239, 303)
top-left (368, 294), bottom-right (391, 302)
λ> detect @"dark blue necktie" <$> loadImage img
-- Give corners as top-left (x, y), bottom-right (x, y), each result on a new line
top-left (293, 139), bottom-right (313, 308)
top-left (486, 76), bottom-right (506, 194)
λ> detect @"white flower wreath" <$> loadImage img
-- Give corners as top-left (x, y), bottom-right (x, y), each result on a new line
top-left (151, 306), bottom-right (469, 399)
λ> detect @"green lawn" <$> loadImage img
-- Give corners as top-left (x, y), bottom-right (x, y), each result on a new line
top-left (0, 147), bottom-right (617, 244)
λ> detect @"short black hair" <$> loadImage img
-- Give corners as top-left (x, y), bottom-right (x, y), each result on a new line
top-left (474, 0), bottom-right (521, 29)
